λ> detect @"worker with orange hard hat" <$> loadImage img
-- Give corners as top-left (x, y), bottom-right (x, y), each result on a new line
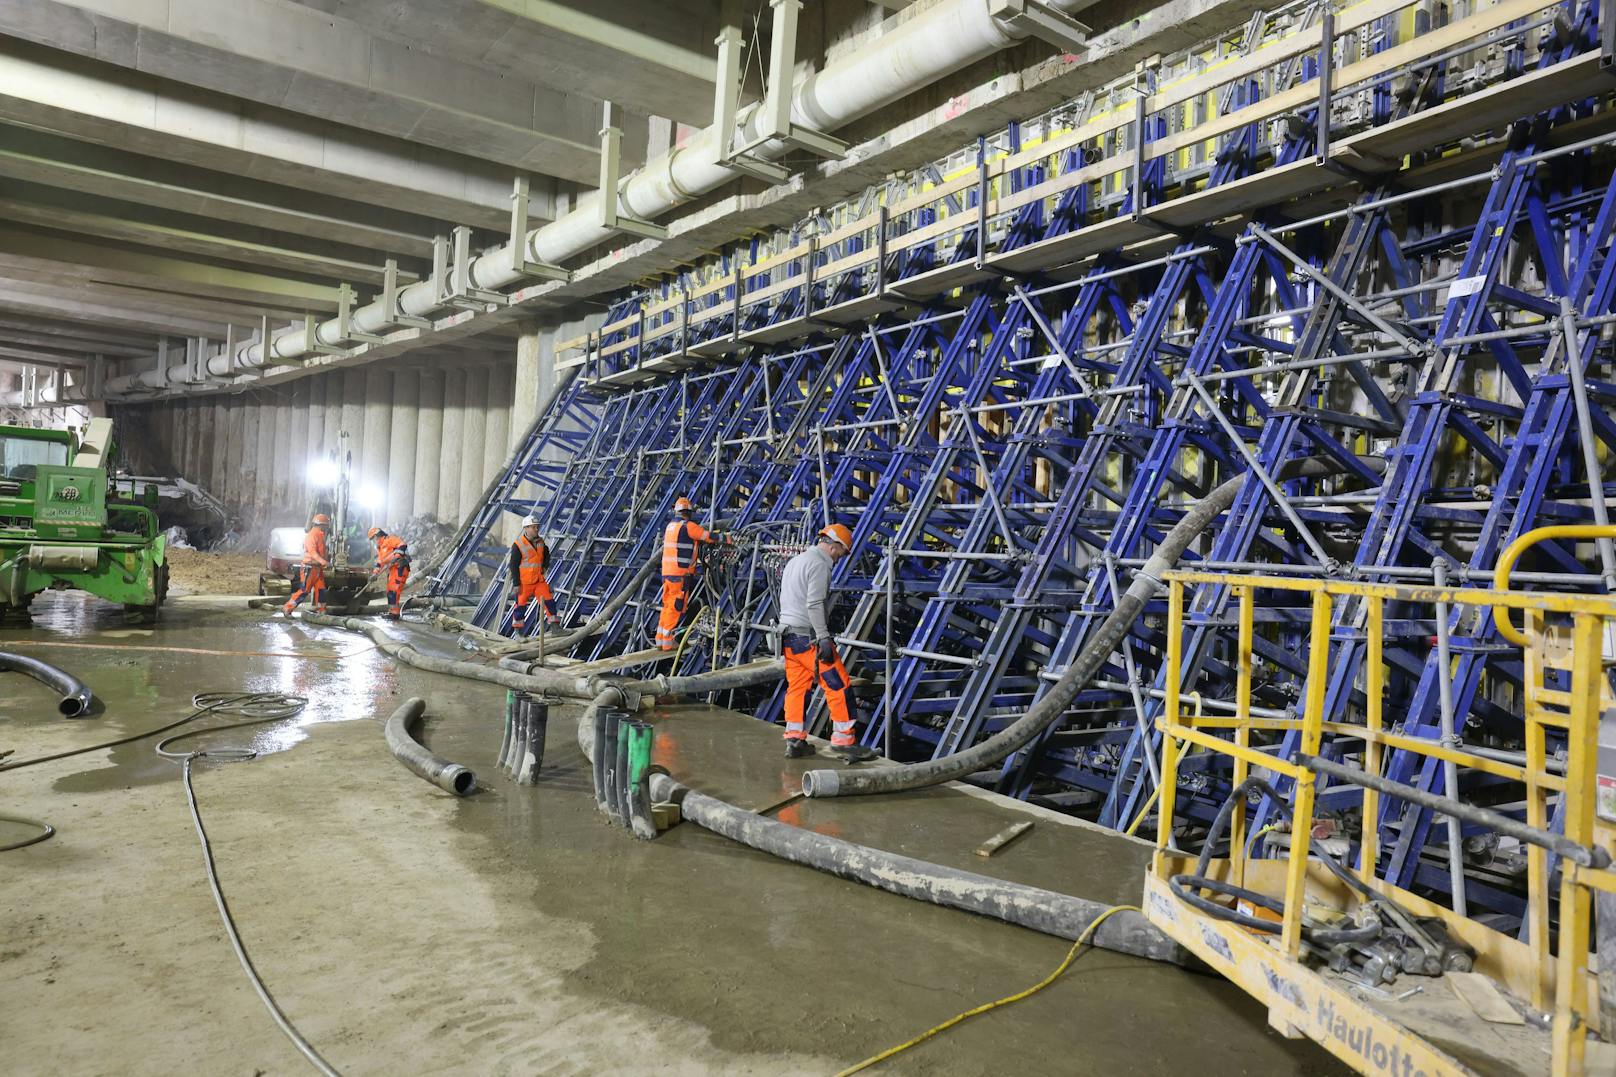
top-left (776, 521), bottom-right (875, 761)
top-left (368, 527), bottom-right (410, 620)
top-left (508, 514), bottom-right (559, 633)
top-left (282, 512), bottom-right (332, 615)
top-left (656, 496), bottom-right (729, 650)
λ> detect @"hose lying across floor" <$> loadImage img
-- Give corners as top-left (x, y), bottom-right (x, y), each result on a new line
top-left (385, 697), bottom-right (476, 796)
top-left (498, 549), bottom-right (663, 660)
top-left (568, 697), bottom-right (1187, 965)
top-left (0, 651), bottom-right (93, 717)
top-left (802, 456), bottom-right (1384, 800)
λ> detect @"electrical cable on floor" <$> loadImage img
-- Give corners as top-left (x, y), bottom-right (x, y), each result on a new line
top-left (0, 690), bottom-right (306, 774)
top-left (833, 904), bottom-right (1139, 1076)
top-left (168, 692), bottom-right (340, 1076)
top-left (0, 813), bottom-right (54, 851)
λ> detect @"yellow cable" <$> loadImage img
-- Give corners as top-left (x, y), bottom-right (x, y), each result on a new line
top-left (834, 904), bottom-right (1140, 1077)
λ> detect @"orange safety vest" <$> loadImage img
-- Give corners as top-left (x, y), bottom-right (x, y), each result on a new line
top-left (303, 526), bottom-right (329, 566)
top-left (375, 534), bottom-right (406, 569)
top-left (515, 534), bottom-right (548, 586)
top-left (661, 519), bottom-right (710, 577)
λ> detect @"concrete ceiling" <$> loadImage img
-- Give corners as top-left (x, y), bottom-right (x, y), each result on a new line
top-left (0, 0), bottom-right (742, 384)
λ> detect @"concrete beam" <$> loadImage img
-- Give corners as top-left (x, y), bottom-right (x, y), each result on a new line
top-left (0, 279), bottom-right (235, 338)
top-left (0, 130), bottom-right (437, 260)
top-left (0, 194), bottom-right (414, 286)
top-left (0, 231), bottom-right (340, 319)
top-left (0, 325), bottom-right (149, 358)
top-left (329, 0), bottom-right (717, 125)
top-left (0, 0), bottom-right (608, 184)
top-left (0, 37), bottom-right (536, 230)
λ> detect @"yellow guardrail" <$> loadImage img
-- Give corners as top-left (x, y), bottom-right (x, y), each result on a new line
top-left (1152, 570), bottom-right (1616, 1075)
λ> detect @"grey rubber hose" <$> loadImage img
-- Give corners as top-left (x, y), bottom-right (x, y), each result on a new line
top-left (568, 703), bottom-right (1187, 965)
top-left (0, 651), bottom-right (93, 717)
top-left (803, 456), bottom-right (1383, 799)
top-left (384, 697), bottom-right (476, 796)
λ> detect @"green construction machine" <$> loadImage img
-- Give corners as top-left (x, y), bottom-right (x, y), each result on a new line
top-left (0, 417), bottom-right (168, 622)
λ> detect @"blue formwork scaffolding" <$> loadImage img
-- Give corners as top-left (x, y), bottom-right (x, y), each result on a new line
top-left (433, 0), bottom-right (1616, 925)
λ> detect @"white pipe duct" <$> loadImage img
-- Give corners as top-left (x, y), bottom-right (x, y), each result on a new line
top-left (105, 0), bottom-right (1074, 396)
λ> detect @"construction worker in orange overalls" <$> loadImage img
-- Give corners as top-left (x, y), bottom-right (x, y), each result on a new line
top-left (508, 514), bottom-right (560, 633)
top-left (282, 512), bottom-right (331, 615)
top-left (657, 497), bottom-right (730, 651)
top-left (777, 523), bottom-right (876, 761)
top-left (367, 527), bottom-right (410, 620)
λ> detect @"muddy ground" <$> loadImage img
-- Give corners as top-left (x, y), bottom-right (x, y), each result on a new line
top-left (164, 548), bottom-right (269, 596)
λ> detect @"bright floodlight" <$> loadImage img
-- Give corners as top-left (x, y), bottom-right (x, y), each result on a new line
top-left (307, 458), bottom-right (341, 488)
top-left (355, 484), bottom-right (384, 511)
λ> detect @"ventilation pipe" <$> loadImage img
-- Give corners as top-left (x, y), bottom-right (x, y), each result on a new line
top-left (105, 0), bottom-right (1093, 395)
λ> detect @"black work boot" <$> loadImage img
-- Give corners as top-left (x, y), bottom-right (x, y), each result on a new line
top-left (835, 744), bottom-right (878, 764)
top-left (784, 738), bottom-right (815, 759)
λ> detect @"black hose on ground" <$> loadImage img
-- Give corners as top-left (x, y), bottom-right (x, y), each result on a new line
top-left (802, 456), bottom-right (1384, 800)
top-left (385, 697), bottom-right (476, 796)
top-left (568, 704), bottom-right (1188, 966)
top-left (0, 651), bottom-right (93, 717)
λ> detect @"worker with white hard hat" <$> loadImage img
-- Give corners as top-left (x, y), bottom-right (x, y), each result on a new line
top-left (508, 514), bottom-right (559, 633)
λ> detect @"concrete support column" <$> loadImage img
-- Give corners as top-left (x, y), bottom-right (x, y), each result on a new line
top-left (286, 380), bottom-right (310, 515)
top-left (210, 398), bottom-right (229, 498)
top-left (456, 366), bottom-right (488, 526)
top-left (512, 328), bottom-right (545, 451)
top-left (340, 368), bottom-right (366, 467)
top-left (322, 371), bottom-right (343, 457)
top-left (436, 368), bottom-right (466, 526)
top-left (482, 361), bottom-right (511, 493)
top-left (270, 389), bottom-right (293, 524)
top-left (386, 370), bottom-right (418, 522)
top-left (359, 368), bottom-right (392, 525)
top-left (413, 370), bottom-right (444, 524)
top-left (254, 395), bottom-right (276, 531)
top-left (235, 397), bottom-right (261, 528)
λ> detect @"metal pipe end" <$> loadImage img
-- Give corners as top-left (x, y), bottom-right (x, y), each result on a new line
top-left (59, 695), bottom-right (87, 718)
top-left (444, 765), bottom-right (477, 796)
top-left (801, 769), bottom-right (839, 798)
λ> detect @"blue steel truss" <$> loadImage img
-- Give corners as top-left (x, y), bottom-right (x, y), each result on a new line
top-left (435, 0), bottom-right (1616, 925)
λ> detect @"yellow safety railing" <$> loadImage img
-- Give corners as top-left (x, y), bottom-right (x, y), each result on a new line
top-left (1152, 570), bottom-right (1616, 1075)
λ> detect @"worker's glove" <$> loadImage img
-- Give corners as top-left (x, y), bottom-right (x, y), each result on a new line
top-left (816, 637), bottom-right (836, 664)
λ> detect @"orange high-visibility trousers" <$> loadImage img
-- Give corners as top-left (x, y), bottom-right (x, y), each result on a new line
top-left (657, 576), bottom-right (688, 650)
top-left (284, 564), bottom-right (327, 614)
top-left (385, 564), bottom-right (410, 616)
top-left (512, 576), bottom-right (557, 630)
top-left (782, 634), bottom-right (855, 747)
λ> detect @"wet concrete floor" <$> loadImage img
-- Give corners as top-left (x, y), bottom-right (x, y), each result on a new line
top-left (1, 594), bottom-right (1345, 1074)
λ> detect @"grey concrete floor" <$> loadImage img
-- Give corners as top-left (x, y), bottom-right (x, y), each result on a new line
top-left (1, 594), bottom-right (1344, 1075)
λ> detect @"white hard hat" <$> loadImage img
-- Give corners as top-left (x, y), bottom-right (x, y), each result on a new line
top-left (521, 515), bottom-right (540, 528)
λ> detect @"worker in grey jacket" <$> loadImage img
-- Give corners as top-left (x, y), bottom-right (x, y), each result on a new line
top-left (777, 522), bottom-right (876, 761)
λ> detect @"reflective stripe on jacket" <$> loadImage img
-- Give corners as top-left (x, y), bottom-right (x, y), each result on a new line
top-left (661, 519), bottom-right (710, 577)
top-left (514, 534), bottom-right (548, 587)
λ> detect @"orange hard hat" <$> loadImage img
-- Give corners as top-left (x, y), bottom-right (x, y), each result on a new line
top-left (818, 523), bottom-right (852, 549)
top-left (312, 513), bottom-right (331, 526)
top-left (367, 527), bottom-right (384, 540)
top-left (674, 497), bottom-right (694, 512)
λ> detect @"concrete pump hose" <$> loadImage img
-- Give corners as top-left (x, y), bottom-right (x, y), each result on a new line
top-left (803, 456), bottom-right (1383, 799)
top-left (567, 703), bottom-right (1185, 965)
top-left (298, 613), bottom-right (599, 699)
top-left (384, 697), bottom-right (477, 796)
top-left (0, 651), bottom-right (94, 717)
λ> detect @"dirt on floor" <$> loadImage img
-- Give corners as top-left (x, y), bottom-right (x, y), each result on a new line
top-left (164, 548), bottom-right (269, 596)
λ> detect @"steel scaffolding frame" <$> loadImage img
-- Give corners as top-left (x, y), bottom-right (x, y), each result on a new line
top-left (434, 0), bottom-right (1616, 923)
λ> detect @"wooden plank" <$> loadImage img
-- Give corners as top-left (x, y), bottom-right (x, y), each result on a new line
top-left (1445, 972), bottom-right (1527, 1025)
top-left (974, 821), bottom-right (1034, 857)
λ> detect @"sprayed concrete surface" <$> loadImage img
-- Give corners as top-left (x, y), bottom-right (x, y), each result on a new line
top-left (1, 595), bottom-right (1344, 1075)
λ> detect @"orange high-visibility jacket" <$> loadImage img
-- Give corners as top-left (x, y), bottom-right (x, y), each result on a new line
top-left (661, 519), bottom-right (711, 577)
top-left (303, 526), bottom-right (330, 567)
top-left (513, 534), bottom-right (550, 586)
top-left (375, 534), bottom-right (407, 569)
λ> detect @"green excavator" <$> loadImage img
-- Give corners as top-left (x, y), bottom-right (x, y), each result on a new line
top-left (0, 417), bottom-right (168, 622)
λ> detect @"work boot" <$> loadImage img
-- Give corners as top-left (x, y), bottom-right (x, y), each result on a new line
top-left (784, 738), bottom-right (815, 759)
top-left (280, 604), bottom-right (293, 617)
top-left (386, 612), bottom-right (401, 621)
top-left (835, 744), bottom-right (878, 764)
